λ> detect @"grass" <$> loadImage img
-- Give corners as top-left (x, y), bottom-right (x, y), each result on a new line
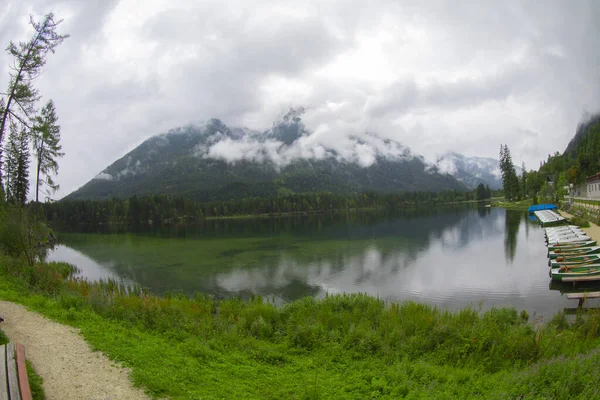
top-left (573, 199), bottom-right (600, 207)
top-left (570, 216), bottom-right (591, 228)
top-left (492, 198), bottom-right (533, 211)
top-left (3, 257), bottom-right (600, 398)
top-left (26, 361), bottom-right (45, 400)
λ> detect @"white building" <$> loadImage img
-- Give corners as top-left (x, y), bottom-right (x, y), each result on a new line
top-left (587, 173), bottom-right (600, 199)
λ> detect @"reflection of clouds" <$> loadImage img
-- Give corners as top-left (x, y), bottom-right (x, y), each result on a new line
top-left (214, 209), bottom-right (570, 317)
top-left (433, 209), bottom-right (504, 249)
top-left (47, 245), bottom-right (120, 281)
top-left (52, 208), bottom-right (572, 317)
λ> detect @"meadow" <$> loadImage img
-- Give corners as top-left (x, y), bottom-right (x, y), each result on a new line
top-left (1, 256), bottom-right (600, 399)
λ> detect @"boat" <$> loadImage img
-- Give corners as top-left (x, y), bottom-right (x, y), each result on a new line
top-left (547, 240), bottom-right (597, 251)
top-left (547, 236), bottom-right (596, 244)
top-left (550, 265), bottom-right (600, 281)
top-left (528, 204), bottom-right (558, 214)
top-left (546, 225), bottom-right (583, 234)
top-left (546, 229), bottom-right (585, 238)
top-left (547, 234), bottom-right (591, 242)
top-left (549, 254), bottom-right (600, 268)
top-left (549, 246), bottom-right (600, 259)
top-left (534, 210), bottom-right (566, 226)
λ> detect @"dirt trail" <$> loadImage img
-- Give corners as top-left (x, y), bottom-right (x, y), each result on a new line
top-left (0, 300), bottom-right (149, 400)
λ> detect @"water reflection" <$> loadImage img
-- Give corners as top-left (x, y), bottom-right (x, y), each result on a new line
top-left (504, 210), bottom-right (522, 263)
top-left (47, 207), bottom-right (574, 316)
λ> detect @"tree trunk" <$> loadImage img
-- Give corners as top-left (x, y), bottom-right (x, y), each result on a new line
top-left (35, 139), bottom-right (43, 202)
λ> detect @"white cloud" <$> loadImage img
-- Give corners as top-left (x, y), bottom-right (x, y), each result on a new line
top-left (0, 0), bottom-right (599, 198)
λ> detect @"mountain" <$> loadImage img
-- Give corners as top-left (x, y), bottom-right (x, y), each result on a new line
top-left (564, 112), bottom-right (600, 159)
top-left (67, 111), bottom-right (467, 201)
top-left (435, 153), bottom-right (504, 189)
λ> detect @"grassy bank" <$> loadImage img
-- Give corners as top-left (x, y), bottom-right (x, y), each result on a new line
top-left (491, 199), bottom-right (533, 211)
top-left (2, 257), bottom-right (600, 398)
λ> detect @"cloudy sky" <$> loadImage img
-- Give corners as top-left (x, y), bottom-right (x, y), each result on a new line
top-left (1, 0), bottom-right (599, 198)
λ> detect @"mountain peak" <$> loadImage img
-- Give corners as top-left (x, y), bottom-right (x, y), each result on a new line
top-left (265, 107), bottom-right (307, 145)
top-left (68, 114), bottom-right (468, 201)
top-left (436, 153), bottom-right (502, 189)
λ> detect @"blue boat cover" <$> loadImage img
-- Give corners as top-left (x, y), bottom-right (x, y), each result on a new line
top-left (527, 204), bottom-right (557, 213)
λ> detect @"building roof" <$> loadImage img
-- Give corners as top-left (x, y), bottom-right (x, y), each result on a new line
top-left (587, 173), bottom-right (600, 183)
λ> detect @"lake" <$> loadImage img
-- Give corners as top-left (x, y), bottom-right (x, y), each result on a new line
top-left (47, 206), bottom-right (594, 318)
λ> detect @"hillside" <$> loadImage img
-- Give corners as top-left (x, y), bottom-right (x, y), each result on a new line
top-left (67, 111), bottom-right (467, 201)
top-left (564, 112), bottom-right (600, 159)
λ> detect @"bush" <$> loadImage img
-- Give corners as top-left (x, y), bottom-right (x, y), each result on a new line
top-left (570, 216), bottom-right (590, 228)
top-left (0, 205), bottom-right (53, 266)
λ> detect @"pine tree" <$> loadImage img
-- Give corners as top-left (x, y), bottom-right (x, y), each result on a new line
top-left (499, 144), bottom-right (520, 201)
top-left (5, 122), bottom-right (30, 205)
top-left (521, 162), bottom-right (527, 197)
top-left (4, 121), bottom-right (18, 202)
top-left (33, 100), bottom-right (63, 202)
top-left (0, 13), bottom-right (68, 181)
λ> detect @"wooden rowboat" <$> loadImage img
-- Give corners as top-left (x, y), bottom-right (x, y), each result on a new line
top-left (550, 265), bottom-right (600, 281)
top-left (547, 240), bottom-right (597, 251)
top-left (549, 254), bottom-right (600, 268)
top-left (549, 246), bottom-right (600, 259)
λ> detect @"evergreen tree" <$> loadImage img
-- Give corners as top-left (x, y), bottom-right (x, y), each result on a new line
top-left (0, 13), bottom-right (68, 181)
top-left (33, 100), bottom-right (64, 202)
top-left (499, 144), bottom-right (520, 201)
top-left (475, 183), bottom-right (486, 200)
top-left (5, 122), bottom-right (30, 205)
top-left (521, 162), bottom-right (527, 197)
top-left (4, 121), bottom-right (18, 201)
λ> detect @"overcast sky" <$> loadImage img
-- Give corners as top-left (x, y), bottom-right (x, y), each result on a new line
top-left (1, 0), bottom-right (599, 198)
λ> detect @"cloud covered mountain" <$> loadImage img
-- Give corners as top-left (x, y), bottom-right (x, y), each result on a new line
top-left (67, 110), bottom-right (467, 201)
top-left (435, 153), bottom-right (504, 190)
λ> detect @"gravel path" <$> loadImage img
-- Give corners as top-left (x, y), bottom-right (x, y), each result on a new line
top-left (560, 210), bottom-right (600, 241)
top-left (0, 301), bottom-right (149, 400)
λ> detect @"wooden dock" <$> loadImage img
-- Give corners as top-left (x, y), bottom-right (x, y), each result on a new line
top-left (562, 275), bottom-right (600, 283)
top-left (567, 291), bottom-right (600, 307)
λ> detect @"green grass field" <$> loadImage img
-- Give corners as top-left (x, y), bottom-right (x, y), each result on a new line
top-left (2, 257), bottom-right (600, 399)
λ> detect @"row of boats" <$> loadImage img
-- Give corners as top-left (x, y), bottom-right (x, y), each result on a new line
top-left (545, 225), bottom-right (600, 281)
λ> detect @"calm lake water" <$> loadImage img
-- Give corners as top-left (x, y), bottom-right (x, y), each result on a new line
top-left (47, 206), bottom-right (597, 318)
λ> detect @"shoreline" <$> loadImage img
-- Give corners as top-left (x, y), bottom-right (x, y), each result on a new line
top-left (559, 210), bottom-right (600, 242)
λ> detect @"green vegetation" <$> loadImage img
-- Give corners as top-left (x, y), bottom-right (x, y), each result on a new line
top-left (574, 199), bottom-right (600, 207)
top-left (475, 183), bottom-right (492, 200)
top-left (0, 328), bottom-right (9, 345)
top-left (491, 199), bottom-right (532, 211)
top-left (520, 116), bottom-right (600, 205)
top-left (0, 13), bottom-right (68, 205)
top-left (42, 190), bottom-right (500, 227)
top-left (495, 117), bottom-right (600, 208)
top-left (570, 216), bottom-right (591, 228)
top-left (0, 255), bottom-right (599, 398)
top-left (26, 360), bottom-right (45, 400)
top-left (499, 144), bottom-right (521, 201)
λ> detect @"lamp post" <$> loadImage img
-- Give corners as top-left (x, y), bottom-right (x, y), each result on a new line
top-left (570, 183), bottom-right (574, 209)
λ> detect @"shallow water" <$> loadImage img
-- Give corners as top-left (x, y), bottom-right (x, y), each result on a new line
top-left (47, 206), bottom-right (599, 318)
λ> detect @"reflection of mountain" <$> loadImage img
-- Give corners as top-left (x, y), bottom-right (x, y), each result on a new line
top-left (53, 207), bottom-right (514, 302)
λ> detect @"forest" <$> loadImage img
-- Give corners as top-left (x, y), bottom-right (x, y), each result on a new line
top-left (42, 187), bottom-right (494, 227)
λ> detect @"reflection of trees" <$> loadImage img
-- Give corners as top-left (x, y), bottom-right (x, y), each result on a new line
top-left (477, 206), bottom-right (490, 218)
top-left (57, 206), bottom-right (506, 299)
top-left (504, 210), bottom-right (522, 263)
